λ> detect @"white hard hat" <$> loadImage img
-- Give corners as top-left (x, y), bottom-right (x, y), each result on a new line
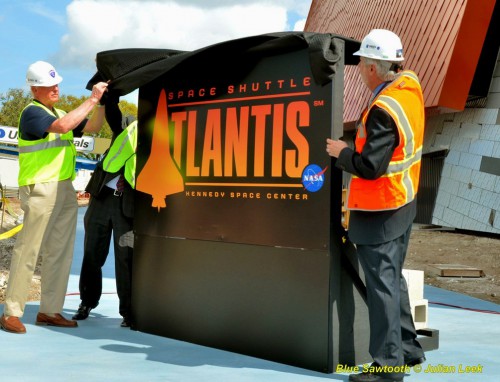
top-left (26, 61), bottom-right (63, 87)
top-left (353, 29), bottom-right (404, 62)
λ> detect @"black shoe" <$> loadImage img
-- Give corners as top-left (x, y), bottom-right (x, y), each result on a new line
top-left (120, 318), bottom-right (131, 328)
top-left (405, 356), bottom-right (426, 367)
top-left (72, 305), bottom-right (93, 320)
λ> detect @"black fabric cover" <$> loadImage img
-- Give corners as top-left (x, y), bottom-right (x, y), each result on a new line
top-left (87, 32), bottom-right (360, 96)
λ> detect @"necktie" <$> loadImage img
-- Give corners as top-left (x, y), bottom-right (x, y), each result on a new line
top-left (116, 174), bottom-right (125, 193)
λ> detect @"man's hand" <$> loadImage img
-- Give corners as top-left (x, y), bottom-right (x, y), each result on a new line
top-left (326, 138), bottom-right (348, 158)
top-left (90, 82), bottom-right (109, 105)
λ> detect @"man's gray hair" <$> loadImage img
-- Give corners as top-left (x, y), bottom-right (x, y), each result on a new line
top-left (364, 57), bottom-right (401, 81)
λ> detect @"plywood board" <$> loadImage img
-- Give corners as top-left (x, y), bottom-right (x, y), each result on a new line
top-left (426, 264), bottom-right (485, 278)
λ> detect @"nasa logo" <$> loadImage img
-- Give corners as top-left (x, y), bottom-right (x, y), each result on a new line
top-left (0, 128), bottom-right (5, 139)
top-left (302, 164), bottom-right (327, 193)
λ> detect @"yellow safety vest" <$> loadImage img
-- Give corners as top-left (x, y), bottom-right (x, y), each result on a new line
top-left (17, 101), bottom-right (77, 186)
top-left (348, 70), bottom-right (425, 211)
top-left (102, 121), bottom-right (138, 188)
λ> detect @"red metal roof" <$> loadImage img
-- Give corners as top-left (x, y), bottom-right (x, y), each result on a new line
top-left (305, 0), bottom-right (496, 123)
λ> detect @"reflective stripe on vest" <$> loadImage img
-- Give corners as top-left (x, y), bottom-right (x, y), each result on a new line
top-left (376, 93), bottom-right (423, 202)
top-left (348, 71), bottom-right (424, 211)
top-left (18, 135), bottom-right (72, 153)
top-left (17, 102), bottom-right (76, 186)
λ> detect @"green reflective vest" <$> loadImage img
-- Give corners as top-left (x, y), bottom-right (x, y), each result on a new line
top-left (17, 101), bottom-right (76, 186)
top-left (102, 121), bottom-right (137, 188)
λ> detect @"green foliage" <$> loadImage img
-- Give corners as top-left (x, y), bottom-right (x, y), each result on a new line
top-left (0, 89), bottom-right (31, 127)
top-left (57, 94), bottom-right (87, 112)
top-left (0, 88), bottom-right (138, 141)
top-left (120, 102), bottom-right (138, 120)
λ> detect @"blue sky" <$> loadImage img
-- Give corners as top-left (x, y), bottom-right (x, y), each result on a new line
top-left (0, 0), bottom-right (312, 105)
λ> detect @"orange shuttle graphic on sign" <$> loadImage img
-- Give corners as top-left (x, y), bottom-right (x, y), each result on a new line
top-left (136, 89), bottom-right (184, 210)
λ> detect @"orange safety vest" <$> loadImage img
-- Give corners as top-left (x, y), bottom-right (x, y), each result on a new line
top-left (347, 70), bottom-right (425, 211)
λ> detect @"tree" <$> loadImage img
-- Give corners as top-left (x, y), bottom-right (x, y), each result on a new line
top-left (0, 88), bottom-right (138, 140)
top-left (0, 89), bottom-right (31, 127)
top-left (120, 102), bottom-right (139, 122)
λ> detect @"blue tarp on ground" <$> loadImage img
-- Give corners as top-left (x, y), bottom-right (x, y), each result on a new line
top-left (1, 208), bottom-right (499, 381)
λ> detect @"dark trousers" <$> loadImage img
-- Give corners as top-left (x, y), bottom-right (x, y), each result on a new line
top-left (356, 225), bottom-right (424, 374)
top-left (79, 189), bottom-right (133, 319)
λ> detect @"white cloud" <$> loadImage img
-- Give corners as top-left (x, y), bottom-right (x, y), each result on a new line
top-left (293, 18), bottom-right (306, 31)
top-left (56, 0), bottom-right (309, 70)
top-left (25, 2), bottom-right (66, 26)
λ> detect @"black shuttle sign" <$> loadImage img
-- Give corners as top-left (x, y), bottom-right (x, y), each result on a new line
top-left (135, 46), bottom-right (333, 250)
top-left (90, 33), bottom-right (367, 373)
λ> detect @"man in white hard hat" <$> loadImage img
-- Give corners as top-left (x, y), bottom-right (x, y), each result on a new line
top-left (326, 29), bottom-right (426, 382)
top-left (0, 61), bottom-right (108, 334)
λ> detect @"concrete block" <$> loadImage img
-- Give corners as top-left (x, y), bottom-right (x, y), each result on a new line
top-left (469, 139), bottom-right (494, 156)
top-left (460, 216), bottom-right (476, 231)
top-left (450, 165), bottom-right (472, 183)
top-left (402, 269), bottom-right (424, 301)
top-left (457, 182), bottom-right (482, 204)
top-left (410, 299), bottom-right (428, 330)
top-left (459, 123), bottom-right (482, 139)
top-left (480, 124), bottom-right (500, 141)
top-left (439, 176), bottom-right (460, 195)
top-left (468, 203), bottom-right (492, 225)
top-left (458, 152), bottom-right (482, 170)
top-left (435, 189), bottom-right (451, 207)
top-left (493, 212), bottom-right (500, 231)
top-left (471, 171), bottom-right (497, 192)
top-left (424, 116), bottom-right (443, 136)
top-left (431, 217), bottom-right (445, 226)
top-left (401, 269), bottom-right (428, 329)
top-left (479, 189), bottom-right (499, 210)
top-left (433, 204), bottom-right (445, 220)
top-left (485, 92), bottom-right (500, 109)
top-left (485, 224), bottom-right (500, 234)
top-left (489, 77), bottom-right (500, 93)
top-left (423, 134), bottom-right (436, 152)
top-left (453, 109), bottom-right (475, 123)
top-left (432, 134), bottom-right (452, 150)
top-left (495, 176), bottom-right (500, 193)
top-left (462, 108), bottom-right (498, 124)
top-left (441, 163), bottom-right (452, 178)
top-left (427, 113), bottom-right (451, 130)
top-left (449, 195), bottom-right (472, 216)
top-left (441, 122), bottom-right (460, 136)
top-left (473, 108), bottom-right (499, 124)
top-left (493, 142), bottom-right (500, 158)
top-left (442, 207), bottom-right (465, 228)
top-left (444, 151), bottom-right (460, 166)
top-left (450, 136), bottom-right (471, 152)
